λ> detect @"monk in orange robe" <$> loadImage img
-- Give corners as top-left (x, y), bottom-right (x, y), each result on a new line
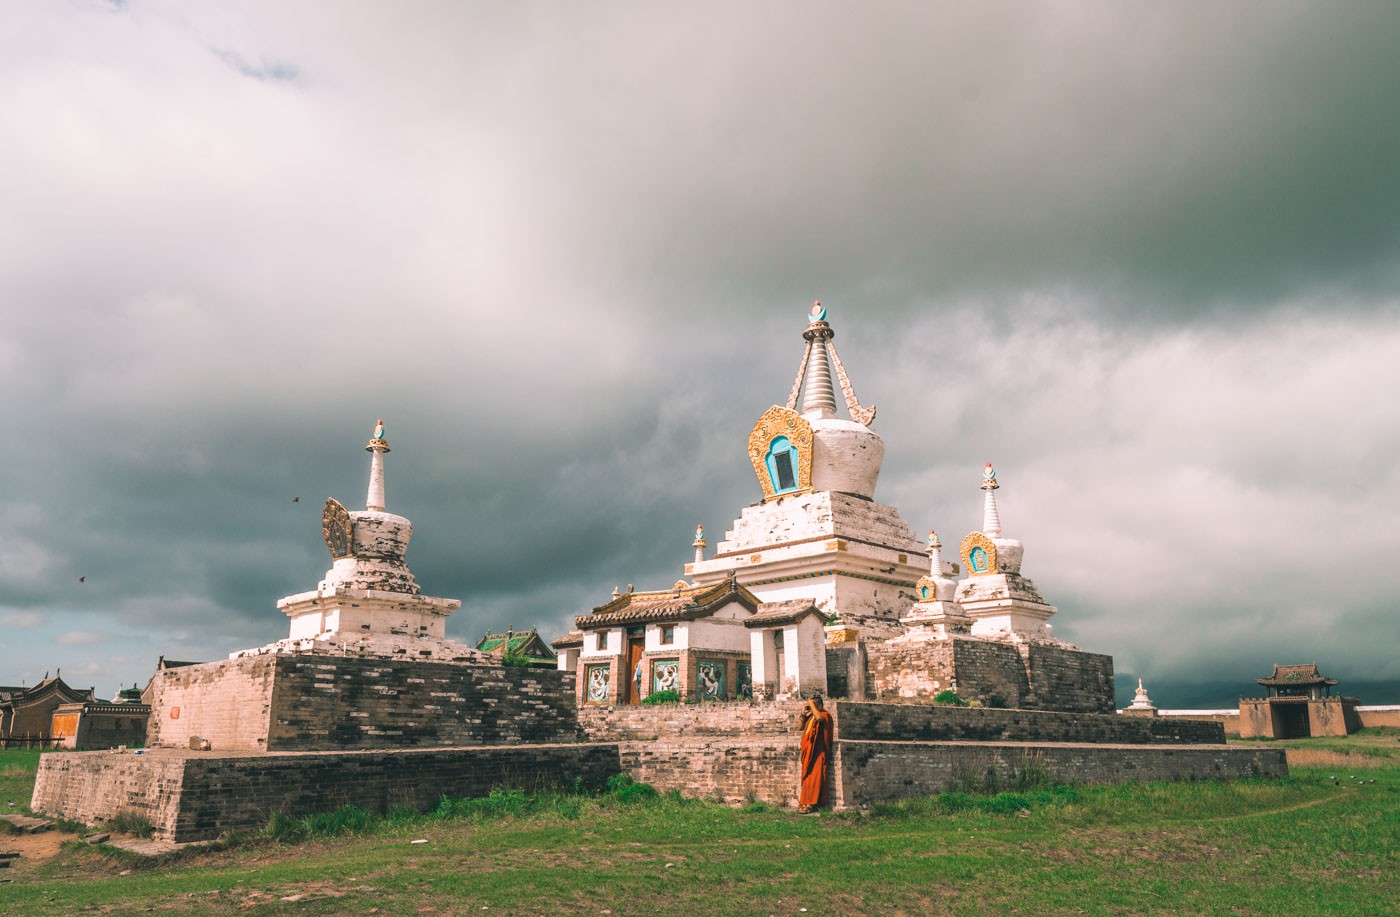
top-left (798, 696), bottom-right (833, 813)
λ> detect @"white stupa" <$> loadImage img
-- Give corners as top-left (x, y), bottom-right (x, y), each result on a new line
top-left (953, 463), bottom-right (1064, 643)
top-left (235, 420), bottom-right (483, 662)
top-left (892, 529), bottom-right (973, 641)
top-left (690, 303), bottom-right (927, 634)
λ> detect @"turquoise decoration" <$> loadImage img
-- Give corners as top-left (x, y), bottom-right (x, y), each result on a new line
top-left (765, 436), bottom-right (800, 494)
top-left (920, 585), bottom-right (930, 600)
top-left (809, 301), bottom-right (827, 322)
top-left (970, 546), bottom-right (988, 574)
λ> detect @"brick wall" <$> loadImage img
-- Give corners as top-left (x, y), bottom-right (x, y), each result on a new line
top-left (149, 656), bottom-right (277, 751)
top-left (266, 656), bottom-right (580, 750)
top-left (864, 639), bottom-right (1115, 714)
top-left (617, 738), bottom-right (808, 806)
top-left (149, 654), bottom-right (581, 752)
top-left (835, 741), bottom-right (1287, 805)
top-left (33, 744), bottom-right (621, 842)
top-left (578, 700), bottom-right (805, 741)
top-left (1023, 645), bottom-right (1116, 714)
top-left (830, 702), bottom-right (1225, 745)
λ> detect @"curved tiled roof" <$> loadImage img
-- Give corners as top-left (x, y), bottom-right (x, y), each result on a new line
top-left (576, 577), bottom-right (760, 629)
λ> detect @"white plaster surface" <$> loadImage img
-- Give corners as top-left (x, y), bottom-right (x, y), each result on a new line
top-left (808, 417), bottom-right (884, 498)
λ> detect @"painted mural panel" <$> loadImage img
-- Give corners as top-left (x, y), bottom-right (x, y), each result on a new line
top-left (736, 662), bottom-right (753, 700)
top-left (696, 661), bottom-right (726, 700)
top-left (585, 664), bottom-right (611, 703)
top-left (652, 659), bottom-right (679, 694)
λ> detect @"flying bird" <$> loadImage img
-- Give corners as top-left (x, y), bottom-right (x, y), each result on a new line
top-left (78, 576), bottom-right (86, 583)
top-left (292, 496), bottom-right (300, 503)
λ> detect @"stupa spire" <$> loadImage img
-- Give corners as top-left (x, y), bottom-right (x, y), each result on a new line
top-left (692, 523), bottom-right (707, 565)
top-left (927, 529), bottom-right (943, 575)
top-left (365, 419), bottom-right (390, 512)
top-left (784, 302), bottom-right (877, 426)
top-left (980, 462), bottom-right (1001, 537)
top-left (800, 302), bottom-right (838, 417)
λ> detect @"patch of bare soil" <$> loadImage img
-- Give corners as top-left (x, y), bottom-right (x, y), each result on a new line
top-left (0, 826), bottom-right (81, 873)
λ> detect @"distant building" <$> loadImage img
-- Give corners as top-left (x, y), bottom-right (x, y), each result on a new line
top-left (51, 685), bottom-right (151, 750)
top-left (1239, 663), bottom-right (1361, 739)
top-left (475, 627), bottom-right (557, 668)
top-left (0, 674), bottom-right (96, 745)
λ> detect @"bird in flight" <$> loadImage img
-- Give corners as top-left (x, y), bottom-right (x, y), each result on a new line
top-left (78, 576), bottom-right (86, 583)
top-left (292, 496), bottom-right (300, 503)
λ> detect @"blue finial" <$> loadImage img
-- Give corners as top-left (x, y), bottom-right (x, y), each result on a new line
top-left (809, 300), bottom-right (827, 323)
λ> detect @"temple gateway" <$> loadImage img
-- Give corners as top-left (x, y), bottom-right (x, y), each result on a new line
top-left (561, 303), bottom-right (1113, 714)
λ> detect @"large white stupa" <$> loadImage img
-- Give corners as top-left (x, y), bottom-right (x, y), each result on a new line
top-left (689, 303), bottom-right (929, 634)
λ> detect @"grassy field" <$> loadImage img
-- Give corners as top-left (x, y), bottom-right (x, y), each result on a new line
top-left (1, 731), bottom-right (1396, 916)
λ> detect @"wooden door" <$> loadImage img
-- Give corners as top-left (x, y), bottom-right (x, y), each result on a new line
top-left (625, 637), bottom-right (646, 705)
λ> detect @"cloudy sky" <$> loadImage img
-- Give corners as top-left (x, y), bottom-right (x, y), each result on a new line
top-left (4, 1), bottom-right (1398, 706)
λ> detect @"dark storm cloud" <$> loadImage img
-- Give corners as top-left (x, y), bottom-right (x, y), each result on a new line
top-left (2, 2), bottom-right (1398, 701)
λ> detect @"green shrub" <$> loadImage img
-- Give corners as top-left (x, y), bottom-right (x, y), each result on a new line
top-left (606, 773), bottom-right (660, 804)
top-left (641, 689), bottom-right (681, 705)
top-left (933, 690), bottom-right (967, 707)
top-left (108, 810), bottom-right (154, 838)
top-left (265, 811), bottom-right (308, 844)
top-left (500, 652), bottom-right (534, 668)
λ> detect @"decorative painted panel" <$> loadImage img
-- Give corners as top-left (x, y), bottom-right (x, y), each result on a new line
top-left (652, 660), bottom-right (679, 694)
top-left (747, 406), bottom-right (813, 501)
top-left (736, 663), bottom-right (753, 700)
top-left (585, 664), bottom-right (611, 703)
top-left (696, 661), bottom-right (726, 701)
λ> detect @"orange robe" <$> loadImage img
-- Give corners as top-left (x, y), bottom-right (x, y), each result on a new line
top-left (799, 710), bottom-right (833, 808)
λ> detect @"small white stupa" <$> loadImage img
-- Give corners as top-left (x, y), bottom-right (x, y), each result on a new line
top-left (893, 529), bottom-right (972, 641)
top-left (1124, 677), bottom-right (1159, 716)
top-left (954, 463), bottom-right (1064, 643)
top-left (235, 420), bottom-right (482, 662)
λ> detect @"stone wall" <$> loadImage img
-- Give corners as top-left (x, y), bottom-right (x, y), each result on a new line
top-left (149, 656), bottom-right (277, 751)
top-left (1023, 645), bottom-right (1116, 714)
top-left (578, 700), bottom-right (804, 741)
top-left (149, 654), bottom-right (581, 752)
top-left (835, 741), bottom-right (1287, 805)
top-left (265, 656), bottom-right (580, 750)
top-left (72, 707), bottom-right (150, 750)
top-left (830, 702), bottom-right (1225, 745)
top-left (33, 744), bottom-right (621, 842)
top-left (617, 738), bottom-right (807, 806)
top-left (1358, 706), bottom-right (1400, 728)
top-left (864, 639), bottom-right (1114, 714)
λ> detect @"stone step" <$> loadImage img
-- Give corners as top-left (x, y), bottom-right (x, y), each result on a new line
top-left (0, 814), bottom-right (55, 834)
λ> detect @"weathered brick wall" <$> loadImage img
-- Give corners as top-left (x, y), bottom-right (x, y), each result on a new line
top-left (1023, 645), bottom-right (1116, 714)
top-left (866, 639), bottom-right (1115, 714)
top-left (866, 638), bottom-right (1032, 707)
top-left (836, 741), bottom-right (1286, 805)
top-left (34, 744), bottom-right (621, 842)
top-left (1357, 707), bottom-right (1400, 728)
top-left (578, 700), bottom-right (805, 741)
top-left (617, 738), bottom-right (809, 806)
top-left (75, 709), bottom-right (150, 750)
top-left (149, 656), bottom-right (277, 751)
top-left (266, 656), bottom-right (580, 750)
top-left (31, 750), bottom-right (189, 835)
top-left (831, 702), bottom-right (1225, 745)
top-left (149, 654), bottom-right (581, 752)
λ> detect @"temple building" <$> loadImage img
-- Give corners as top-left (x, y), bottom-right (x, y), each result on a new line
top-left (564, 304), bottom-right (1114, 713)
top-left (50, 685), bottom-right (150, 751)
top-left (0, 674), bottom-right (95, 745)
top-left (475, 627), bottom-right (557, 668)
top-left (1239, 663), bottom-right (1361, 739)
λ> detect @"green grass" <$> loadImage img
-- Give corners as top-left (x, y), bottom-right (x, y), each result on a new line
top-left (2, 738), bottom-right (1397, 915)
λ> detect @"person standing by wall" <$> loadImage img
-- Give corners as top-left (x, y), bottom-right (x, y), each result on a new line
top-left (797, 696), bottom-right (832, 813)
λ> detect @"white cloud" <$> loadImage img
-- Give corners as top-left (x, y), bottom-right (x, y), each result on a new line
top-left (57, 631), bottom-right (106, 647)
